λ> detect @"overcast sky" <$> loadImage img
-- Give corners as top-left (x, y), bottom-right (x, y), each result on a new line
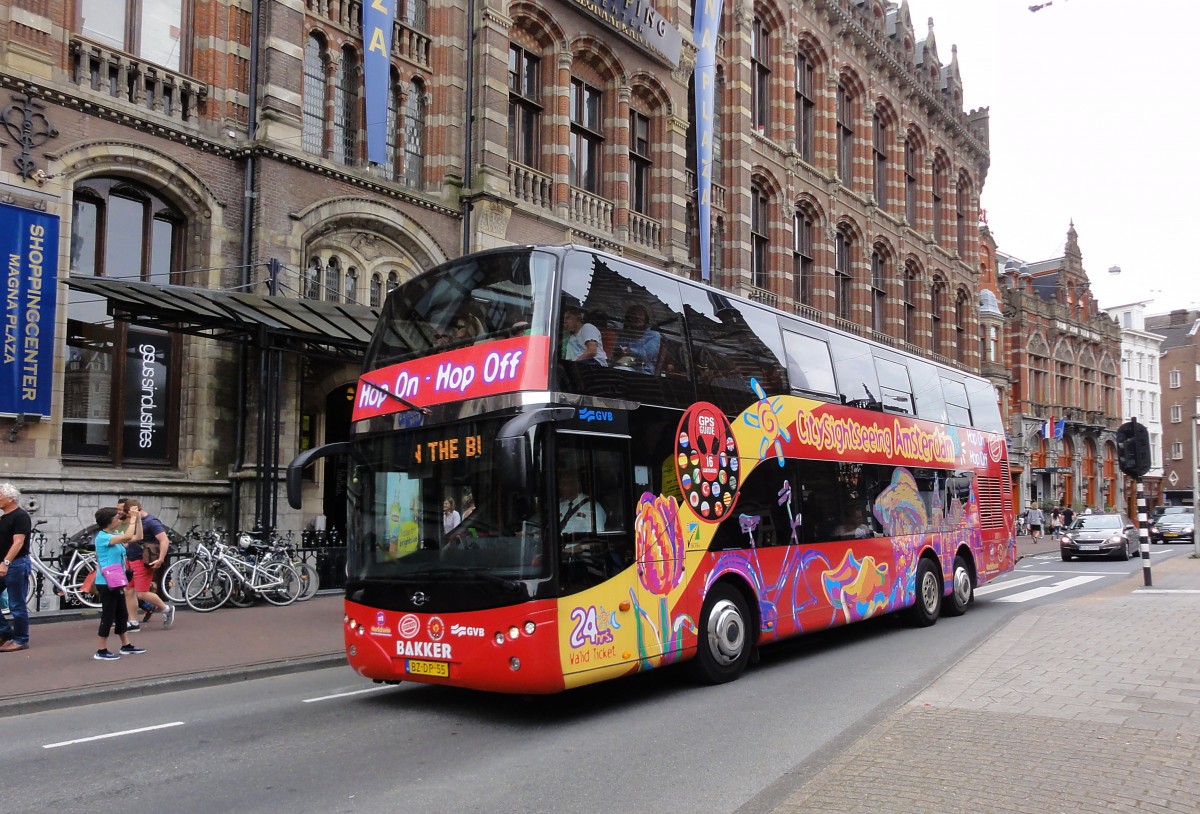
top-left (910, 0), bottom-right (1199, 314)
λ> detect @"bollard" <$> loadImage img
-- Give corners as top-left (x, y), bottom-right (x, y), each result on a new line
top-left (1137, 481), bottom-right (1151, 587)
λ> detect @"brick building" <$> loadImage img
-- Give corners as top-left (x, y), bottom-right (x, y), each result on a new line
top-left (0, 0), bottom-right (991, 541)
top-left (1104, 301), bottom-right (1165, 512)
top-left (1148, 309), bottom-right (1200, 508)
top-left (997, 224), bottom-right (1125, 514)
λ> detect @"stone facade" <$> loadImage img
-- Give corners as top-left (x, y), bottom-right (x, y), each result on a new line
top-left (997, 224), bottom-right (1125, 514)
top-left (0, 0), bottom-right (992, 546)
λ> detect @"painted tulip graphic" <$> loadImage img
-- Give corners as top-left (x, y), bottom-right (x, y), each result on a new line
top-left (635, 493), bottom-right (685, 595)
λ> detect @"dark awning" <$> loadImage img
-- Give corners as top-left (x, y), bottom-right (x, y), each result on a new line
top-left (65, 277), bottom-right (381, 362)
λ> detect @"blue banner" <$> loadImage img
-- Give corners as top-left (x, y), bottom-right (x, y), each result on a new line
top-left (362, 0), bottom-right (397, 165)
top-left (693, 0), bottom-right (723, 281)
top-left (1, 202), bottom-right (59, 416)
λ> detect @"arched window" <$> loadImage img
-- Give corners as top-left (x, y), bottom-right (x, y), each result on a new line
top-left (795, 50), bottom-right (815, 162)
top-left (871, 246), bottom-right (887, 333)
top-left (793, 208), bottom-right (814, 305)
top-left (344, 267), bottom-right (358, 304)
top-left (872, 113), bottom-right (888, 208)
top-left (509, 43), bottom-right (542, 169)
top-left (302, 34), bottom-right (326, 156)
top-left (903, 260), bottom-right (918, 346)
top-left (751, 18), bottom-right (771, 131)
top-left (904, 136), bottom-right (918, 226)
top-left (333, 46), bottom-right (360, 165)
top-left (325, 256), bottom-right (342, 302)
top-left (836, 84), bottom-right (854, 184)
top-left (955, 288), bottom-right (969, 363)
top-left (835, 228), bottom-right (853, 321)
top-left (569, 77), bottom-right (602, 193)
top-left (384, 70), bottom-right (401, 178)
top-left (370, 272), bottom-right (383, 307)
top-left (932, 158), bottom-right (948, 245)
top-left (386, 270), bottom-right (399, 294)
top-left (930, 277), bottom-right (946, 356)
top-left (630, 107), bottom-right (652, 214)
top-left (751, 183), bottom-right (769, 289)
top-left (403, 79), bottom-right (426, 188)
top-left (304, 258), bottom-right (321, 300)
top-left (66, 177), bottom-right (183, 464)
top-left (956, 170), bottom-right (971, 256)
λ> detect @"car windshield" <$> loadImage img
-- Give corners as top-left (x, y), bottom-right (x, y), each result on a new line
top-left (1160, 514), bottom-right (1194, 525)
top-left (1071, 515), bottom-right (1122, 530)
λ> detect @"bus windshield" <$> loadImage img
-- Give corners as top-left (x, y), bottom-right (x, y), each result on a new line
top-left (364, 248), bottom-right (554, 369)
top-left (345, 417), bottom-right (548, 586)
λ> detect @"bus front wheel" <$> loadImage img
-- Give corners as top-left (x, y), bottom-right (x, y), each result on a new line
top-left (692, 584), bottom-right (752, 684)
top-left (904, 558), bottom-right (941, 627)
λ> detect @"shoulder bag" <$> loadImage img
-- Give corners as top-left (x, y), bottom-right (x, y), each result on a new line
top-left (100, 562), bottom-right (129, 588)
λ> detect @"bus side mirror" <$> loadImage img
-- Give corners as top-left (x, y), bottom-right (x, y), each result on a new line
top-left (496, 436), bottom-right (528, 486)
top-left (286, 442), bottom-right (354, 509)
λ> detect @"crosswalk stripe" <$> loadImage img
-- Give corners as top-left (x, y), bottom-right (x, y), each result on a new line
top-left (975, 574), bottom-right (1051, 596)
top-left (992, 575), bottom-right (1105, 602)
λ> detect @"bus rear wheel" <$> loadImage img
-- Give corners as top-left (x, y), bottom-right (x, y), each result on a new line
top-left (692, 584), bottom-right (752, 684)
top-left (942, 555), bottom-right (972, 617)
top-left (904, 558), bottom-right (941, 627)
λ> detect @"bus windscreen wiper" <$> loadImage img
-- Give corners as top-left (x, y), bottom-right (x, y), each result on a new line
top-left (408, 566), bottom-right (520, 591)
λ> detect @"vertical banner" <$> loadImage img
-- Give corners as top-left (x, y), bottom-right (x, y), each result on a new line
top-left (122, 329), bottom-right (172, 461)
top-left (1, 202), bottom-right (59, 416)
top-left (693, 0), bottom-right (723, 282)
top-left (363, 0), bottom-right (397, 165)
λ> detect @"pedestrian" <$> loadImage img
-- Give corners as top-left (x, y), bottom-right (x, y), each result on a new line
top-left (1061, 505), bottom-right (1075, 529)
top-left (1050, 506), bottom-right (1062, 535)
top-left (0, 482), bottom-right (32, 652)
top-left (1025, 505), bottom-right (1045, 543)
top-left (118, 498), bottom-right (174, 630)
top-left (92, 505), bottom-right (147, 661)
top-left (442, 497), bottom-right (461, 536)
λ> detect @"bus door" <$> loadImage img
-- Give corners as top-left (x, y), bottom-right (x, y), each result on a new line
top-left (554, 432), bottom-right (638, 670)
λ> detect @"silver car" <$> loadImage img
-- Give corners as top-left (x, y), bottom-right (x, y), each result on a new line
top-left (1060, 513), bottom-right (1139, 561)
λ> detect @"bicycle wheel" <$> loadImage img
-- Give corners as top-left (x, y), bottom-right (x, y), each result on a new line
top-left (161, 557), bottom-right (203, 604)
top-left (260, 562), bottom-right (301, 606)
top-left (67, 561), bottom-right (102, 609)
top-left (292, 560), bottom-right (320, 601)
top-left (225, 564), bottom-right (257, 608)
top-left (185, 568), bottom-right (233, 613)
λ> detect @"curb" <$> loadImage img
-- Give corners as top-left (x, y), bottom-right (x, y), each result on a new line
top-left (0, 652), bottom-right (347, 718)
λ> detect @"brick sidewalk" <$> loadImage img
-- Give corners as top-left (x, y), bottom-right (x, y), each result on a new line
top-left (0, 594), bottom-right (346, 717)
top-left (772, 552), bottom-right (1200, 814)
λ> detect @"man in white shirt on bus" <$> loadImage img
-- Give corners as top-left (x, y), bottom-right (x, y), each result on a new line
top-left (562, 305), bottom-right (608, 366)
top-left (558, 470), bottom-right (606, 533)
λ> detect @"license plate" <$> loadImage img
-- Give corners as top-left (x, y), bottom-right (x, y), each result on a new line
top-left (1079, 545), bottom-right (1099, 551)
top-left (1164, 533), bottom-right (1179, 538)
top-left (406, 659), bottom-right (449, 678)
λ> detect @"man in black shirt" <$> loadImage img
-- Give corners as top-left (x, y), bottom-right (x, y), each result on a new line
top-left (0, 482), bottom-right (33, 651)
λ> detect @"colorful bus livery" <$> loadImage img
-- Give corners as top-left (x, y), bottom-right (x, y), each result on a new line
top-left (290, 244), bottom-right (1016, 693)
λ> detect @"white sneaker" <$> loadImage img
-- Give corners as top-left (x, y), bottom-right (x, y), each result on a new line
top-left (162, 604), bottom-right (175, 630)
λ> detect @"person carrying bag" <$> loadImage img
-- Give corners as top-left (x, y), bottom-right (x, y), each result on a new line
top-left (91, 506), bottom-right (147, 661)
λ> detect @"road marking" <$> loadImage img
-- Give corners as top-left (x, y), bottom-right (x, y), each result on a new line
top-left (302, 686), bottom-right (396, 703)
top-left (992, 575), bottom-right (1105, 602)
top-left (975, 575), bottom-right (1051, 596)
top-left (1135, 589), bottom-right (1200, 595)
top-left (44, 721), bottom-right (185, 749)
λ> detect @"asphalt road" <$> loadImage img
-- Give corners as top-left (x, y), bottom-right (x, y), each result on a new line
top-left (3, 550), bottom-right (1178, 814)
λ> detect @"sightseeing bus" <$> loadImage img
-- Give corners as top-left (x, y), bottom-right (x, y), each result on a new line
top-left (287, 245), bottom-right (1017, 692)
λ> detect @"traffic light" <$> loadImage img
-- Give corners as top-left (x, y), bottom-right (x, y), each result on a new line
top-left (1115, 419), bottom-right (1152, 478)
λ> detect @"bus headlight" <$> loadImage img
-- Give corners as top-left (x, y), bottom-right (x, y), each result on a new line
top-left (508, 626), bottom-right (520, 640)
top-left (509, 657), bottom-right (521, 671)
top-left (523, 621), bottom-right (536, 635)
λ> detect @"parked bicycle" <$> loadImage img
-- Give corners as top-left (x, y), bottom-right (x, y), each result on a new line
top-left (240, 529), bottom-right (320, 602)
top-left (25, 521), bottom-right (101, 610)
top-left (184, 537), bottom-right (301, 612)
top-left (160, 525), bottom-right (218, 604)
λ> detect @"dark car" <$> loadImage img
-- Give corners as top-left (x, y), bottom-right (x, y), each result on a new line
top-left (1150, 506), bottom-right (1191, 543)
top-left (1060, 512), bottom-right (1139, 561)
top-left (1154, 512), bottom-right (1195, 545)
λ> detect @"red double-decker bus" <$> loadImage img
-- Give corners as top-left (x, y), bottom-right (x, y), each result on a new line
top-left (288, 245), bottom-right (1016, 692)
